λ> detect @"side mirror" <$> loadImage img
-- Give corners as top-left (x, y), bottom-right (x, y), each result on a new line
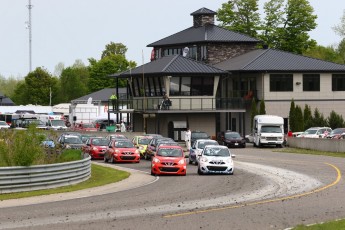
top-left (108, 145), bottom-right (113, 148)
top-left (198, 153), bottom-right (202, 156)
top-left (231, 154), bottom-right (236, 158)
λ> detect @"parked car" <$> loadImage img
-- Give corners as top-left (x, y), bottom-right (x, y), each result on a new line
top-left (326, 128), bottom-right (345, 139)
top-left (191, 131), bottom-right (210, 146)
top-left (94, 119), bottom-right (115, 130)
top-left (132, 135), bottom-right (153, 158)
top-left (298, 127), bottom-right (332, 138)
top-left (144, 137), bottom-right (174, 160)
top-left (83, 137), bottom-right (109, 160)
top-left (218, 131), bottom-right (246, 148)
top-left (151, 145), bottom-right (186, 176)
top-left (104, 139), bottom-right (140, 163)
top-left (189, 139), bottom-right (219, 165)
top-left (0, 121), bottom-right (10, 129)
top-left (73, 123), bottom-right (98, 132)
top-left (197, 145), bottom-right (235, 175)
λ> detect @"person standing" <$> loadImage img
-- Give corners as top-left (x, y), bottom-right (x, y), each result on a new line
top-left (185, 127), bottom-right (191, 151)
top-left (120, 120), bottom-right (126, 132)
top-left (110, 93), bottom-right (117, 111)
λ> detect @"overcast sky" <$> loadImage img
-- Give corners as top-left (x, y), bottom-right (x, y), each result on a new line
top-left (1, 0), bottom-right (345, 79)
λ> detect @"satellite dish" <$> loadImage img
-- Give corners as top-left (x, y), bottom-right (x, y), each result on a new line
top-left (182, 47), bottom-right (189, 57)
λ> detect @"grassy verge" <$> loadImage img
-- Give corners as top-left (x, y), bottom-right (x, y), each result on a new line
top-left (292, 219), bottom-right (345, 229)
top-left (275, 147), bottom-right (345, 158)
top-left (0, 163), bottom-right (130, 200)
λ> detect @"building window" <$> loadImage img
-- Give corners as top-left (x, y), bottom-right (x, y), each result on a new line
top-left (132, 76), bottom-right (164, 97)
top-left (169, 76), bottom-right (214, 96)
top-left (270, 74), bottom-right (293, 92)
top-left (332, 74), bottom-right (345, 91)
top-left (303, 74), bottom-right (320, 91)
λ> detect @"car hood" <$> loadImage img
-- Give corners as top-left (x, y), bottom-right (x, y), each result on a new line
top-left (155, 156), bottom-right (184, 162)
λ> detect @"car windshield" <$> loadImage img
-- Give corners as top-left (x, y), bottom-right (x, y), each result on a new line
top-left (203, 147), bottom-right (230, 157)
top-left (157, 148), bottom-right (183, 157)
top-left (192, 132), bottom-right (208, 139)
top-left (91, 138), bottom-right (109, 146)
top-left (110, 135), bottom-right (126, 140)
top-left (51, 120), bottom-right (66, 126)
top-left (331, 129), bottom-right (345, 135)
top-left (305, 129), bottom-right (318, 134)
top-left (224, 133), bottom-right (241, 138)
top-left (138, 138), bottom-right (151, 145)
top-left (64, 137), bottom-right (82, 144)
top-left (261, 126), bottom-right (282, 133)
top-left (0, 121), bottom-right (8, 125)
top-left (197, 141), bottom-right (218, 149)
top-left (115, 141), bottom-right (134, 148)
top-left (158, 142), bottom-right (179, 147)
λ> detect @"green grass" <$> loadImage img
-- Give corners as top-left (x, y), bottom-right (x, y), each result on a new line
top-left (275, 147), bottom-right (345, 158)
top-left (0, 164), bottom-right (130, 200)
top-left (292, 219), bottom-right (345, 229)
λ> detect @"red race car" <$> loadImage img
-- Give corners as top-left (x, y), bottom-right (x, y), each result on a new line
top-left (151, 145), bottom-right (186, 176)
top-left (104, 139), bottom-right (140, 163)
top-left (83, 137), bottom-right (109, 160)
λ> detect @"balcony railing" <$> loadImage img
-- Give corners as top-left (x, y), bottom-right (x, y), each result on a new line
top-left (108, 97), bottom-right (245, 112)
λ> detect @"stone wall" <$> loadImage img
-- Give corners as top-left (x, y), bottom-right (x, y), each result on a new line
top-left (207, 43), bottom-right (257, 65)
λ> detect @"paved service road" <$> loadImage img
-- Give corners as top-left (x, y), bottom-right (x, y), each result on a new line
top-left (0, 145), bottom-right (344, 230)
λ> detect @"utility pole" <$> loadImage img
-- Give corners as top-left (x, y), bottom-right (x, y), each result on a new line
top-left (26, 0), bottom-right (33, 73)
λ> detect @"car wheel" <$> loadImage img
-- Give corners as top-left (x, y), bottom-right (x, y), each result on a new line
top-left (151, 169), bottom-right (155, 176)
top-left (197, 167), bottom-right (203, 175)
top-left (144, 153), bottom-right (149, 160)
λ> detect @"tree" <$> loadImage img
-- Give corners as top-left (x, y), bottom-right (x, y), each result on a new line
top-left (303, 45), bottom-right (344, 64)
top-left (101, 42), bottom-right (128, 59)
top-left (327, 110), bottom-right (345, 129)
top-left (294, 105), bottom-right (304, 131)
top-left (312, 108), bottom-right (327, 127)
top-left (303, 104), bottom-right (313, 129)
top-left (250, 98), bottom-right (258, 129)
top-left (289, 99), bottom-right (296, 131)
top-left (332, 9), bottom-right (345, 38)
top-left (0, 75), bottom-right (23, 100)
top-left (88, 43), bottom-right (137, 93)
top-left (217, 0), bottom-right (261, 38)
top-left (12, 67), bottom-right (58, 105)
top-left (259, 99), bottom-right (266, 114)
top-left (276, 0), bottom-right (317, 54)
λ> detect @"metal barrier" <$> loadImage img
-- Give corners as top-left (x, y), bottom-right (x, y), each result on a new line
top-left (0, 156), bottom-right (91, 194)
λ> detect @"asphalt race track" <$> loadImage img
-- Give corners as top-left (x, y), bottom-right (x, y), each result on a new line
top-left (0, 145), bottom-right (344, 230)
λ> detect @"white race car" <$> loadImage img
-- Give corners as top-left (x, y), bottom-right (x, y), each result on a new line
top-left (197, 145), bottom-right (235, 175)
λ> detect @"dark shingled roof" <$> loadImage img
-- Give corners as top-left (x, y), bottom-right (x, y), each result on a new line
top-left (190, 7), bottom-right (216, 16)
top-left (147, 24), bottom-right (260, 47)
top-left (214, 49), bottom-right (345, 72)
top-left (72, 88), bottom-right (127, 102)
top-left (111, 55), bottom-right (226, 77)
top-left (0, 92), bottom-right (15, 106)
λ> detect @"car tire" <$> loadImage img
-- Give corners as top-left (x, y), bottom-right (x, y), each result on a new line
top-left (151, 169), bottom-right (155, 176)
top-left (197, 167), bottom-right (203, 175)
top-left (144, 153), bottom-right (149, 160)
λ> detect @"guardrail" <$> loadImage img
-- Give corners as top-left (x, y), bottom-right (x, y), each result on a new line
top-left (0, 156), bottom-right (91, 194)
top-left (287, 137), bottom-right (345, 152)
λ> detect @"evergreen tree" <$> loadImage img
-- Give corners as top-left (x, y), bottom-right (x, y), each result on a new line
top-left (259, 99), bottom-right (266, 114)
top-left (250, 98), bottom-right (258, 129)
top-left (289, 99), bottom-right (296, 131)
top-left (313, 108), bottom-right (327, 127)
top-left (327, 110), bottom-right (345, 129)
top-left (303, 104), bottom-right (313, 129)
top-left (294, 105), bottom-right (304, 131)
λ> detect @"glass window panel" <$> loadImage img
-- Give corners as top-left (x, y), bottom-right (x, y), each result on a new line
top-left (181, 77), bottom-right (191, 96)
top-left (303, 74), bottom-right (320, 91)
top-left (270, 74), bottom-right (293, 92)
top-left (332, 74), bottom-right (345, 91)
top-left (170, 77), bottom-right (180, 96)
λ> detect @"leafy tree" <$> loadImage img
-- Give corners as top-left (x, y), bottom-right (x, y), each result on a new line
top-left (303, 45), bottom-right (344, 64)
top-left (312, 108), bottom-right (327, 127)
top-left (54, 62), bottom-right (65, 77)
top-left (11, 81), bottom-right (27, 105)
top-left (259, 99), bottom-right (266, 114)
top-left (332, 9), bottom-right (345, 38)
top-left (294, 105), bottom-right (304, 131)
top-left (327, 110), bottom-right (345, 129)
top-left (101, 42), bottom-right (128, 59)
top-left (289, 99), bottom-right (296, 131)
top-left (12, 67), bottom-right (59, 105)
top-left (276, 0), bottom-right (317, 54)
top-left (250, 98), bottom-right (258, 129)
top-left (58, 65), bottom-right (89, 102)
top-left (0, 75), bottom-right (23, 100)
top-left (88, 43), bottom-right (137, 93)
top-left (303, 104), bottom-right (313, 129)
top-left (217, 0), bottom-right (261, 38)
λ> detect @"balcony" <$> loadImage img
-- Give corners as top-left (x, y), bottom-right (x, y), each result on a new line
top-left (108, 97), bottom-right (245, 113)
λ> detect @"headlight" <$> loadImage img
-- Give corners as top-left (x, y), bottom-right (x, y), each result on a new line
top-left (65, 144), bottom-right (71, 149)
top-left (92, 147), bottom-right (98, 151)
top-left (278, 137), bottom-right (283, 140)
top-left (135, 150), bottom-right (140, 155)
top-left (139, 146), bottom-right (144, 151)
top-left (261, 136), bottom-right (266, 139)
top-left (178, 159), bottom-right (185, 165)
top-left (200, 157), bottom-right (208, 163)
top-left (226, 158), bottom-right (232, 164)
top-left (153, 158), bottom-right (160, 163)
top-left (115, 150), bottom-right (120, 154)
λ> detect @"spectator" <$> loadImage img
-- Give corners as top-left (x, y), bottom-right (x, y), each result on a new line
top-left (110, 93), bottom-right (117, 111)
top-left (288, 130), bottom-right (293, 137)
top-left (185, 127), bottom-right (191, 151)
top-left (120, 120), bottom-right (126, 132)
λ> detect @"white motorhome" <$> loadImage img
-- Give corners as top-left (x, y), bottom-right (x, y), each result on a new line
top-left (253, 115), bottom-right (284, 148)
top-left (38, 114), bottom-right (67, 131)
